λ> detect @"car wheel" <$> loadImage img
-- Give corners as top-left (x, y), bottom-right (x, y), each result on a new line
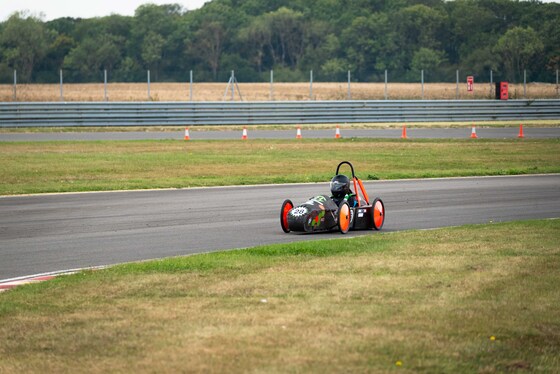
top-left (280, 199), bottom-right (293, 233)
top-left (338, 201), bottom-right (351, 234)
top-left (372, 198), bottom-right (385, 230)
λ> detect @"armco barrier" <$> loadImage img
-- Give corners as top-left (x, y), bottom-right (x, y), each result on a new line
top-left (0, 100), bottom-right (559, 127)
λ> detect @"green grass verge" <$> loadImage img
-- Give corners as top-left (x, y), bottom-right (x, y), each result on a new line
top-left (1, 138), bottom-right (559, 195)
top-left (1, 219), bottom-right (559, 372)
top-left (1, 120), bottom-right (559, 132)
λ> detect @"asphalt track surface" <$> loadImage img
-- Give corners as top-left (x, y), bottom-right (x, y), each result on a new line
top-left (1, 127), bottom-right (559, 141)
top-left (1, 175), bottom-right (559, 281)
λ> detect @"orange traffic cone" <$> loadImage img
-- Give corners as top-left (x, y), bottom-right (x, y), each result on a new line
top-left (470, 125), bottom-right (478, 139)
top-left (241, 127), bottom-right (248, 140)
top-left (296, 126), bottom-right (302, 139)
top-left (518, 124), bottom-right (524, 138)
top-left (401, 125), bottom-right (407, 139)
top-left (184, 127), bottom-right (190, 141)
top-left (335, 125), bottom-right (341, 139)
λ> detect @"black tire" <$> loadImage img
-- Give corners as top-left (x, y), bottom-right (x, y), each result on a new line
top-left (280, 199), bottom-right (293, 233)
top-left (371, 198), bottom-right (385, 230)
top-left (338, 201), bottom-right (351, 234)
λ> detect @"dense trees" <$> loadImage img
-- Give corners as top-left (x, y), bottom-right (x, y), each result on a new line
top-left (495, 26), bottom-right (544, 81)
top-left (0, 0), bottom-right (558, 84)
top-left (0, 12), bottom-right (53, 82)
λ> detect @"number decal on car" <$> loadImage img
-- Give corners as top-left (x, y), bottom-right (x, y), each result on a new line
top-left (290, 206), bottom-right (308, 217)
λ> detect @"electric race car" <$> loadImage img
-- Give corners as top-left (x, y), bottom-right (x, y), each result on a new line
top-left (280, 161), bottom-right (385, 234)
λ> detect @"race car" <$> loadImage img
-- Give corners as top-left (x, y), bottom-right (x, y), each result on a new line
top-left (280, 161), bottom-right (385, 234)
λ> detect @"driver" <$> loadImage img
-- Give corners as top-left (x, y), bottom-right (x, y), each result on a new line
top-left (330, 174), bottom-right (357, 207)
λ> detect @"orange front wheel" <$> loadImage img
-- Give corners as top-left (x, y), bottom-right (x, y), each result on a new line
top-left (372, 198), bottom-right (385, 230)
top-left (280, 199), bottom-right (293, 233)
top-left (338, 201), bottom-right (351, 234)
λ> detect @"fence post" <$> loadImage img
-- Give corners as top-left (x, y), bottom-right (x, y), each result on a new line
top-left (347, 70), bottom-right (351, 100)
top-left (147, 70), bottom-right (151, 100)
top-left (104, 69), bottom-right (108, 101)
top-left (456, 70), bottom-right (459, 100)
top-left (421, 70), bottom-right (425, 99)
top-left (524, 69), bottom-right (527, 98)
top-left (556, 69), bottom-right (560, 95)
top-left (189, 70), bottom-right (193, 101)
top-left (231, 70), bottom-right (235, 101)
top-left (270, 69), bottom-right (274, 101)
top-left (384, 70), bottom-right (388, 100)
top-left (60, 69), bottom-right (64, 101)
top-left (310, 70), bottom-right (313, 100)
top-left (13, 70), bottom-right (16, 101)
top-left (490, 69), bottom-right (493, 97)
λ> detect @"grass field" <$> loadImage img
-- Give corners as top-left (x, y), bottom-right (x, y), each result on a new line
top-left (1, 138), bottom-right (559, 195)
top-left (1, 134), bottom-right (558, 372)
top-left (1, 82), bottom-right (559, 101)
top-left (1, 219), bottom-right (559, 373)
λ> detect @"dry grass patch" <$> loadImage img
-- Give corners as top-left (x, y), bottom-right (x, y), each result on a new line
top-left (1, 219), bottom-right (559, 373)
top-left (1, 82), bottom-right (559, 102)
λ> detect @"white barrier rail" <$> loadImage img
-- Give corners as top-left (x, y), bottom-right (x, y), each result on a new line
top-left (1, 100), bottom-right (559, 127)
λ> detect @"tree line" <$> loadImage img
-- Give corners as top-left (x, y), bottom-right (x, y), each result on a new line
top-left (0, 0), bottom-right (558, 85)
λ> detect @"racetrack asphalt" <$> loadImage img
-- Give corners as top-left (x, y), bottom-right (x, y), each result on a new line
top-left (1, 175), bottom-right (559, 280)
top-left (1, 127), bottom-right (560, 141)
